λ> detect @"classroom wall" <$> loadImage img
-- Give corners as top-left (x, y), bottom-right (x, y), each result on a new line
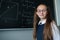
top-left (0, 28), bottom-right (33, 40)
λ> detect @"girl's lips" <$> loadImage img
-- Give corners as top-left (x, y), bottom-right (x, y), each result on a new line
top-left (40, 15), bottom-right (44, 16)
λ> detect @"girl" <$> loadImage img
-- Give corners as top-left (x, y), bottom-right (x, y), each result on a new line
top-left (33, 3), bottom-right (59, 40)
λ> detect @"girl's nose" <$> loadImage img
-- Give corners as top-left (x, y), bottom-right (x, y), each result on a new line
top-left (40, 11), bottom-right (43, 13)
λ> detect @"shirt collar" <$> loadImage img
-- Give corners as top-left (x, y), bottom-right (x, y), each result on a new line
top-left (38, 19), bottom-right (46, 25)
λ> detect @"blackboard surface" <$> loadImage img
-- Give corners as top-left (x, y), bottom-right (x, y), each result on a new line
top-left (0, 0), bottom-right (54, 28)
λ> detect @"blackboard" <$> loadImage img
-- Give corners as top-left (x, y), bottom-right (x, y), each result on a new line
top-left (0, 0), bottom-right (54, 28)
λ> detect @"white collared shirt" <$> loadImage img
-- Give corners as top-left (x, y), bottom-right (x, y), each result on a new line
top-left (38, 19), bottom-right (46, 25)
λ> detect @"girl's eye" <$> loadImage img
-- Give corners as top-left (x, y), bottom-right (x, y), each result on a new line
top-left (37, 9), bottom-right (47, 13)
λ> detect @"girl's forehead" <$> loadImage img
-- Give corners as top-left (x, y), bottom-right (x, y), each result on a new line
top-left (37, 5), bottom-right (47, 10)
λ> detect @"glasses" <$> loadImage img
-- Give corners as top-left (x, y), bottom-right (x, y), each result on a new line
top-left (36, 9), bottom-right (47, 13)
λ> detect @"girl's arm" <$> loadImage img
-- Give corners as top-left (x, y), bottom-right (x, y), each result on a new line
top-left (51, 21), bottom-right (60, 40)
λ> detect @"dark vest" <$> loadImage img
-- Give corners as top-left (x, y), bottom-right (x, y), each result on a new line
top-left (37, 24), bottom-right (45, 40)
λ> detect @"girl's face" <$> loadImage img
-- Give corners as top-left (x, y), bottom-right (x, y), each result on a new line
top-left (36, 4), bottom-right (48, 19)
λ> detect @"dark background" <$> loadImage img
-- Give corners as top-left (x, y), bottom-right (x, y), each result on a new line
top-left (0, 0), bottom-right (55, 28)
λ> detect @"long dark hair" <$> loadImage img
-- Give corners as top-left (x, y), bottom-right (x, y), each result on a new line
top-left (33, 4), bottom-right (53, 40)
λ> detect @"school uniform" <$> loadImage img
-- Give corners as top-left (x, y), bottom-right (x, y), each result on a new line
top-left (37, 19), bottom-right (46, 40)
top-left (36, 19), bottom-right (60, 40)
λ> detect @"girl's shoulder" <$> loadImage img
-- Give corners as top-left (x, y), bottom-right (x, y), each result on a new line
top-left (50, 20), bottom-right (59, 29)
top-left (50, 20), bottom-right (57, 26)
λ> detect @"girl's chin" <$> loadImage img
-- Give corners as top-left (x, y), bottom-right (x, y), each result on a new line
top-left (39, 17), bottom-right (46, 19)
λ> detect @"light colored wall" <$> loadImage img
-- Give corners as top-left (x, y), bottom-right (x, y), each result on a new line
top-left (0, 28), bottom-right (33, 40)
top-left (54, 0), bottom-right (60, 27)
